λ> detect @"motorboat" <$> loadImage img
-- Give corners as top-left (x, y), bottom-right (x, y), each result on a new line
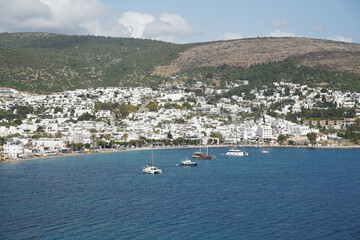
top-left (261, 150), bottom-right (269, 154)
top-left (180, 157), bottom-right (198, 166)
top-left (142, 164), bottom-right (162, 174)
top-left (226, 147), bottom-right (248, 156)
top-left (225, 119), bottom-right (248, 157)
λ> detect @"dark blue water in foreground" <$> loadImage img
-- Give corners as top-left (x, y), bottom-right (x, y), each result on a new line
top-left (1, 147), bottom-right (360, 240)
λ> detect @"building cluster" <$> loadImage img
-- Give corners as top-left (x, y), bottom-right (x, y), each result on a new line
top-left (1, 81), bottom-right (359, 159)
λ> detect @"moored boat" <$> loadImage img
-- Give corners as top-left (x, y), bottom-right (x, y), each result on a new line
top-left (192, 151), bottom-right (214, 159)
top-left (142, 150), bottom-right (162, 174)
top-left (226, 147), bottom-right (248, 156)
top-left (180, 157), bottom-right (198, 166)
top-left (142, 164), bottom-right (162, 174)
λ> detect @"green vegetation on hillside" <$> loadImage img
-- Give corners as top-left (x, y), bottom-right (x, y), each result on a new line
top-left (179, 60), bottom-right (360, 93)
top-left (0, 33), bottom-right (197, 93)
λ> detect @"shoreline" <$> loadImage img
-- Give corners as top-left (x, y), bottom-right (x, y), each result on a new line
top-left (2, 144), bottom-right (360, 164)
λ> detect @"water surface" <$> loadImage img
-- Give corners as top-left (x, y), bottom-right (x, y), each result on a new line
top-left (1, 147), bottom-right (359, 239)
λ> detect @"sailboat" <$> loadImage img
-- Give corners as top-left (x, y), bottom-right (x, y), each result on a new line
top-left (226, 120), bottom-right (248, 157)
top-left (142, 150), bottom-right (162, 174)
top-left (192, 145), bottom-right (214, 159)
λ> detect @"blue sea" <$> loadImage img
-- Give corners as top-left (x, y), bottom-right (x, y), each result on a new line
top-left (1, 147), bottom-right (360, 240)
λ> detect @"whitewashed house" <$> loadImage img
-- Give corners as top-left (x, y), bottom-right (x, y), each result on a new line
top-left (4, 139), bottom-right (24, 159)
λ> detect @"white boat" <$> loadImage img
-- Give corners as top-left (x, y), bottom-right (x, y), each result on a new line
top-left (142, 150), bottom-right (162, 174)
top-left (225, 119), bottom-right (248, 157)
top-left (180, 157), bottom-right (198, 166)
top-left (142, 164), bottom-right (162, 174)
top-left (226, 147), bottom-right (248, 156)
top-left (261, 150), bottom-right (269, 154)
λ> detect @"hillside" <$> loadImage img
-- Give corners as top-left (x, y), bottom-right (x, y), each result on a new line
top-left (0, 33), bottom-right (360, 93)
top-left (0, 32), bottom-right (197, 93)
top-left (154, 37), bottom-right (360, 76)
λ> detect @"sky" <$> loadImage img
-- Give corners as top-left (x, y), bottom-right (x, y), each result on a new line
top-left (0, 0), bottom-right (359, 44)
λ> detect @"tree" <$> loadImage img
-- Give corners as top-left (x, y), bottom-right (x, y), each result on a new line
top-left (55, 131), bottom-right (62, 138)
top-left (277, 134), bottom-right (287, 144)
top-left (122, 133), bottom-right (128, 142)
top-left (307, 132), bottom-right (317, 145)
top-left (77, 112), bottom-right (96, 121)
top-left (210, 131), bottom-right (223, 143)
top-left (344, 119), bottom-right (360, 144)
top-left (167, 131), bottom-right (173, 139)
top-left (36, 126), bottom-right (44, 133)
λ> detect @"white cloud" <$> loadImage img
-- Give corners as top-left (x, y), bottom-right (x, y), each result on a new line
top-left (218, 32), bottom-right (243, 40)
top-left (0, 0), bottom-right (196, 43)
top-left (0, 0), bottom-right (108, 34)
top-left (269, 29), bottom-right (296, 37)
top-left (144, 13), bottom-right (195, 38)
top-left (327, 36), bottom-right (353, 43)
top-left (270, 19), bottom-right (291, 28)
top-left (311, 24), bottom-right (325, 32)
top-left (118, 12), bottom-right (155, 38)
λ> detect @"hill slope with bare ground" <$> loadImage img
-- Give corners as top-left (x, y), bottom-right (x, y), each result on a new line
top-left (154, 37), bottom-right (360, 76)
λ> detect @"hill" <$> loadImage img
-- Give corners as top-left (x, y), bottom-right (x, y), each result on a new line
top-left (0, 32), bottom-right (197, 93)
top-left (0, 33), bottom-right (360, 93)
top-left (154, 37), bottom-right (360, 76)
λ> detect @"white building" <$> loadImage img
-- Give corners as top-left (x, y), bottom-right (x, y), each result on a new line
top-left (96, 110), bottom-right (111, 118)
top-left (258, 125), bottom-right (273, 140)
top-left (3, 139), bottom-right (24, 159)
top-left (31, 138), bottom-right (64, 153)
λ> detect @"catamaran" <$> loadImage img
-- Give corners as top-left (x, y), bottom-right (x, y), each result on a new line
top-left (142, 150), bottom-right (162, 174)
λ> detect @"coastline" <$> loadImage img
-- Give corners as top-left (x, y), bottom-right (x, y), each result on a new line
top-left (2, 144), bottom-right (360, 164)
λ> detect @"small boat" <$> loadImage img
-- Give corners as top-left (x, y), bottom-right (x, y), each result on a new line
top-left (261, 150), bottom-right (269, 154)
top-left (226, 147), bottom-right (248, 156)
top-left (180, 157), bottom-right (198, 166)
top-left (142, 150), bottom-right (162, 174)
top-left (142, 164), bottom-right (162, 174)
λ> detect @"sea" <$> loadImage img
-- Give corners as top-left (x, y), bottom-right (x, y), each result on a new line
top-left (0, 147), bottom-right (360, 240)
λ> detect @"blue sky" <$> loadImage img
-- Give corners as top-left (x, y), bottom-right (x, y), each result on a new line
top-left (0, 0), bottom-right (359, 43)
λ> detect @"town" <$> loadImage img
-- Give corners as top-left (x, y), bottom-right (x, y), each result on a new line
top-left (1, 80), bottom-right (359, 160)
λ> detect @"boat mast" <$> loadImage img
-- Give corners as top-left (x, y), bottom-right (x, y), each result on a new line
top-left (152, 149), bottom-right (154, 165)
top-left (235, 116), bottom-right (238, 148)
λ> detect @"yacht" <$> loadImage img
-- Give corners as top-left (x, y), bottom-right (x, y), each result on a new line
top-left (180, 157), bottom-right (198, 166)
top-left (226, 147), bottom-right (248, 156)
top-left (142, 164), bottom-right (162, 174)
top-left (142, 150), bottom-right (162, 174)
top-left (225, 118), bottom-right (248, 157)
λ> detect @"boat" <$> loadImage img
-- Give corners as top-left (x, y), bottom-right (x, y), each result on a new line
top-left (226, 147), bottom-right (248, 156)
top-left (225, 119), bottom-right (248, 157)
top-left (142, 150), bottom-right (162, 174)
top-left (180, 157), bottom-right (198, 166)
top-left (192, 146), bottom-right (214, 159)
top-left (261, 150), bottom-right (269, 154)
top-left (142, 164), bottom-right (162, 174)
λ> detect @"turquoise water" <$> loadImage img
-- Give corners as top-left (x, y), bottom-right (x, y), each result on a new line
top-left (1, 147), bottom-right (360, 239)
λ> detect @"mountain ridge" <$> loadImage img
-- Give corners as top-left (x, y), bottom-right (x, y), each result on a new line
top-left (0, 32), bottom-right (359, 93)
